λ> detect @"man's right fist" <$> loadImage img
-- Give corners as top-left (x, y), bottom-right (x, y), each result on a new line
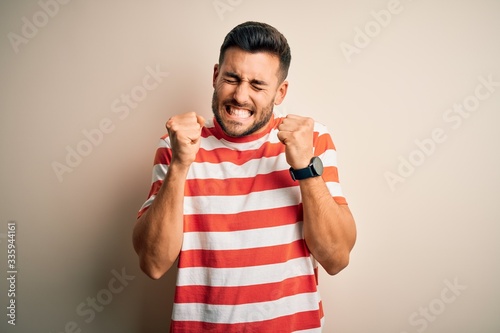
top-left (165, 112), bottom-right (206, 167)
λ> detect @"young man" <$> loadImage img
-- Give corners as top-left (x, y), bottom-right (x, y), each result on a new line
top-left (133, 21), bottom-right (356, 332)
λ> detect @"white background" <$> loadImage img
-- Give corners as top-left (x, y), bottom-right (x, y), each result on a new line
top-left (1, 0), bottom-right (499, 332)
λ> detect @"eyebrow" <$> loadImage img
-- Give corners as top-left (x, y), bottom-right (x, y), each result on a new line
top-left (223, 71), bottom-right (268, 86)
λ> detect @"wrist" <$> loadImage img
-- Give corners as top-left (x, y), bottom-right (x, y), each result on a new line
top-left (289, 154), bottom-right (314, 170)
top-left (168, 159), bottom-right (191, 176)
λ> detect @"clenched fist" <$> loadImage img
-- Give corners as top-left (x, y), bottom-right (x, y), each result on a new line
top-left (165, 112), bottom-right (205, 168)
top-left (277, 114), bottom-right (314, 170)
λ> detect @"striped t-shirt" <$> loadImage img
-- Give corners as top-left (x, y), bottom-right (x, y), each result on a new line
top-left (138, 113), bottom-right (347, 332)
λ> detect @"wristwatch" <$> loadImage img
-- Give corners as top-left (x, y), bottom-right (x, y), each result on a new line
top-left (289, 156), bottom-right (323, 181)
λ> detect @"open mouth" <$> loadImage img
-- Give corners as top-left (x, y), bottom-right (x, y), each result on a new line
top-left (225, 105), bottom-right (253, 119)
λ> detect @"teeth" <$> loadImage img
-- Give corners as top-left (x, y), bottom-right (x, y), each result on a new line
top-left (228, 107), bottom-right (251, 119)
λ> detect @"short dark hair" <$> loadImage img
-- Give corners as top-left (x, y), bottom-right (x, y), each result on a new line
top-left (218, 21), bottom-right (292, 82)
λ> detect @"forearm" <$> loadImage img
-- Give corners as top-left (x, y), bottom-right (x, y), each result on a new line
top-left (300, 177), bottom-right (356, 275)
top-left (132, 163), bottom-right (188, 279)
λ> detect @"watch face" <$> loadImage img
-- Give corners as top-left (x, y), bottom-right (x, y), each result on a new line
top-left (312, 157), bottom-right (323, 176)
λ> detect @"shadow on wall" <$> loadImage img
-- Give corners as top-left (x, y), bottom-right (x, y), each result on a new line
top-left (139, 264), bottom-right (178, 332)
top-left (123, 188), bottom-right (179, 332)
top-left (94, 177), bottom-right (179, 332)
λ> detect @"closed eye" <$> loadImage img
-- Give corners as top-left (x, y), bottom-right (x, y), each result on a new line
top-left (222, 72), bottom-right (268, 91)
top-left (250, 79), bottom-right (267, 91)
top-left (223, 72), bottom-right (240, 84)
top-left (251, 83), bottom-right (264, 91)
top-left (224, 78), bottom-right (238, 84)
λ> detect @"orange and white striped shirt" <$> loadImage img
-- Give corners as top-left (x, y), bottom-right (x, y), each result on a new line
top-left (138, 113), bottom-right (347, 332)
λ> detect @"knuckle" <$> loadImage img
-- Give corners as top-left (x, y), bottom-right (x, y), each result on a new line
top-left (168, 122), bottom-right (179, 132)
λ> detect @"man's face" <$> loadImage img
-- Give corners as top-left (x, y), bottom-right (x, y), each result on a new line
top-left (212, 47), bottom-right (288, 137)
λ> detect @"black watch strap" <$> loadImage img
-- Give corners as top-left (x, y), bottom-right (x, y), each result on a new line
top-left (289, 157), bottom-right (323, 181)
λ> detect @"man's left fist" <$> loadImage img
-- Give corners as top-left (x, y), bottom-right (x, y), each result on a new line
top-left (277, 114), bottom-right (314, 169)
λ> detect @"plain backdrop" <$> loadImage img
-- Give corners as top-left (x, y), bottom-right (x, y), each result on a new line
top-left (1, 1), bottom-right (499, 332)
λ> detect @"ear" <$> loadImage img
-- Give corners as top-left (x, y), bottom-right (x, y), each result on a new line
top-left (212, 64), bottom-right (219, 88)
top-left (274, 80), bottom-right (288, 105)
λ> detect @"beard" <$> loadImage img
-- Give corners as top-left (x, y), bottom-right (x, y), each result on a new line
top-left (211, 90), bottom-right (275, 138)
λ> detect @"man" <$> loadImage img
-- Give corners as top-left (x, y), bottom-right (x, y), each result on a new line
top-left (133, 21), bottom-right (356, 332)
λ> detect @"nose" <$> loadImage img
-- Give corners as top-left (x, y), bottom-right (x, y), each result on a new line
top-left (233, 82), bottom-right (251, 105)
